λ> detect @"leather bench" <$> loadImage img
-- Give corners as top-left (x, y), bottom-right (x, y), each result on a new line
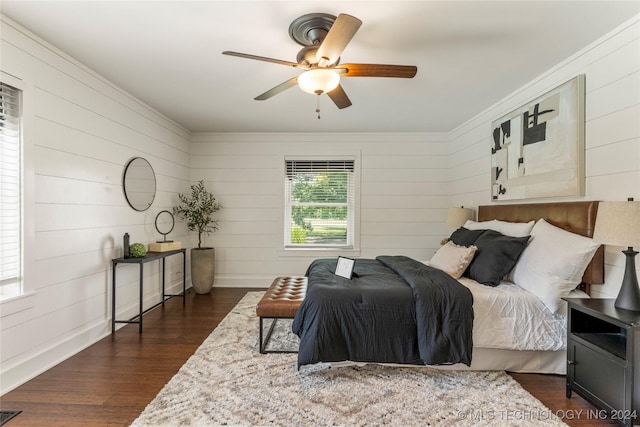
top-left (256, 276), bottom-right (307, 353)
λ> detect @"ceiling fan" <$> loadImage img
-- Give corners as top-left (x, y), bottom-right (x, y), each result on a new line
top-left (222, 13), bottom-right (418, 115)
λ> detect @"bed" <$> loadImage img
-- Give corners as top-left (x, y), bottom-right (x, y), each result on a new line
top-left (292, 201), bottom-right (604, 374)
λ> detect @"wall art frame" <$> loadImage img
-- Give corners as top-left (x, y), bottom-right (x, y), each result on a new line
top-left (490, 74), bottom-right (585, 201)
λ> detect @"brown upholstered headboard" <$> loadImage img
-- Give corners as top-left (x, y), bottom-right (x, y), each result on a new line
top-left (477, 201), bottom-right (604, 287)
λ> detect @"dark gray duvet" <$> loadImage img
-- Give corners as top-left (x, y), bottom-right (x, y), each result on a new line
top-left (291, 256), bottom-right (474, 368)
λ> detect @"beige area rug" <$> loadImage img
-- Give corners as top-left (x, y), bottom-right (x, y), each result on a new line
top-left (132, 292), bottom-right (567, 426)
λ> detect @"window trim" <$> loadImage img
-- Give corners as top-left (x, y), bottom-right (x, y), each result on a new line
top-left (0, 80), bottom-right (22, 298)
top-left (0, 71), bottom-right (33, 301)
top-left (282, 154), bottom-right (360, 252)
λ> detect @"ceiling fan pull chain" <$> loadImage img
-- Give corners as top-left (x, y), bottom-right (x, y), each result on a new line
top-left (316, 93), bottom-right (321, 119)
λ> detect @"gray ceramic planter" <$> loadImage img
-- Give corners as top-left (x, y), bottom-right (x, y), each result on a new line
top-left (190, 247), bottom-right (215, 294)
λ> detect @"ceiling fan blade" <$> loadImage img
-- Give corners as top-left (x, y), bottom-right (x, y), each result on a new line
top-left (222, 51), bottom-right (306, 69)
top-left (327, 84), bottom-right (352, 109)
top-left (254, 77), bottom-right (298, 101)
top-left (337, 63), bottom-right (418, 78)
top-left (315, 14), bottom-right (362, 67)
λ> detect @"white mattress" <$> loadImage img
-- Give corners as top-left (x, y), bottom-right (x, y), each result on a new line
top-left (457, 277), bottom-right (588, 352)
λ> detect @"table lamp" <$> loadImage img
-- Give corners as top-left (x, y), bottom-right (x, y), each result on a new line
top-left (446, 206), bottom-right (475, 228)
top-left (593, 198), bottom-right (640, 311)
top-left (441, 207), bottom-right (475, 245)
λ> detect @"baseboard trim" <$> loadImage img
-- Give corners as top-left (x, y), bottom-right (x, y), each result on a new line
top-left (1, 281), bottom-right (189, 395)
top-left (212, 276), bottom-right (277, 288)
top-left (0, 318), bottom-right (108, 395)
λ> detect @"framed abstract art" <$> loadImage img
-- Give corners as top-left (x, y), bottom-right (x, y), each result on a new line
top-left (491, 75), bottom-right (585, 201)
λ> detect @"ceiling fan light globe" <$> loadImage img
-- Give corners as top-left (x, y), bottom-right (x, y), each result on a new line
top-left (298, 69), bottom-right (340, 94)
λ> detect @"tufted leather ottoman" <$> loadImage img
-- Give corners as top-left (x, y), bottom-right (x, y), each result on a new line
top-left (256, 276), bottom-right (307, 353)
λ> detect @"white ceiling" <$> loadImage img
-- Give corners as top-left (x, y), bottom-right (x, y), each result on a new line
top-left (1, 1), bottom-right (639, 133)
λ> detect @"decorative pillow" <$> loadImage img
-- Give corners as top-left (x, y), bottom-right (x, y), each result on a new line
top-left (464, 219), bottom-right (535, 237)
top-left (449, 227), bottom-right (486, 247)
top-left (466, 230), bottom-right (530, 286)
top-left (512, 218), bottom-right (600, 314)
top-left (429, 241), bottom-right (478, 279)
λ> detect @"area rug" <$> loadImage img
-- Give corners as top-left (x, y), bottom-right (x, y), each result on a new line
top-left (132, 292), bottom-right (566, 426)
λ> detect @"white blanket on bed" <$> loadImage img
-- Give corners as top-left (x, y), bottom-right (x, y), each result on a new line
top-left (457, 278), bottom-right (587, 351)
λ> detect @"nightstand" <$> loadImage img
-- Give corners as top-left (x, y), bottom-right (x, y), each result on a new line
top-left (564, 298), bottom-right (640, 426)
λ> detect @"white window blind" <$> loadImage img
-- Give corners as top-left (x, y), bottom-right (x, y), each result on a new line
top-left (284, 159), bottom-right (355, 248)
top-left (0, 82), bottom-right (21, 287)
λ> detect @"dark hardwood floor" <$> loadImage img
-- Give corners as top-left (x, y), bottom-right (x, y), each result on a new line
top-left (0, 287), bottom-right (615, 426)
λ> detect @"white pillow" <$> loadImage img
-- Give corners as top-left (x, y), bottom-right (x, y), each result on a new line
top-left (463, 219), bottom-right (535, 237)
top-left (429, 241), bottom-right (478, 279)
top-left (511, 218), bottom-right (600, 314)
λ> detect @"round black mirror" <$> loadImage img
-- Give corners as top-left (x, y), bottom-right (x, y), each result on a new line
top-left (122, 157), bottom-right (156, 211)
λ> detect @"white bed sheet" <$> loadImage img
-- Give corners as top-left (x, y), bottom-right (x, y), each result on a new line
top-left (327, 275), bottom-right (589, 374)
top-left (457, 277), bottom-right (588, 352)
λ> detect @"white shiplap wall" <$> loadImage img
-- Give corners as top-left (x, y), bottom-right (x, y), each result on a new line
top-left (190, 132), bottom-right (450, 287)
top-left (1, 11), bottom-right (638, 395)
top-left (0, 16), bottom-right (192, 394)
top-left (448, 16), bottom-right (640, 298)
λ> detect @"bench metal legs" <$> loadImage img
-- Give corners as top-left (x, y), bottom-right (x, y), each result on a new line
top-left (259, 317), bottom-right (298, 354)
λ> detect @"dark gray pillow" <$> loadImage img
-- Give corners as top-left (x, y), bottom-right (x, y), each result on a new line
top-left (466, 230), bottom-right (530, 286)
top-left (449, 227), bottom-right (486, 247)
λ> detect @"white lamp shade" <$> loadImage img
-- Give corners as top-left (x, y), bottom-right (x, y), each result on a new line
top-left (593, 201), bottom-right (640, 247)
top-left (446, 207), bottom-right (475, 228)
top-left (297, 69), bottom-right (340, 94)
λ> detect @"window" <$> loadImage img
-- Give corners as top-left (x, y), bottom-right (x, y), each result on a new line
top-left (0, 82), bottom-right (21, 297)
top-left (284, 159), bottom-right (355, 248)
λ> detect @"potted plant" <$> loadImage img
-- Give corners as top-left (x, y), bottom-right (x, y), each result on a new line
top-left (173, 180), bottom-right (222, 294)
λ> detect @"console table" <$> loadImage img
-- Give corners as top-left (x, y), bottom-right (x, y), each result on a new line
top-left (111, 248), bottom-right (186, 333)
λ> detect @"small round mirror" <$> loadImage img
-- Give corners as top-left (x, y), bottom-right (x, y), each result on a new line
top-left (123, 157), bottom-right (156, 211)
top-left (155, 210), bottom-right (175, 242)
